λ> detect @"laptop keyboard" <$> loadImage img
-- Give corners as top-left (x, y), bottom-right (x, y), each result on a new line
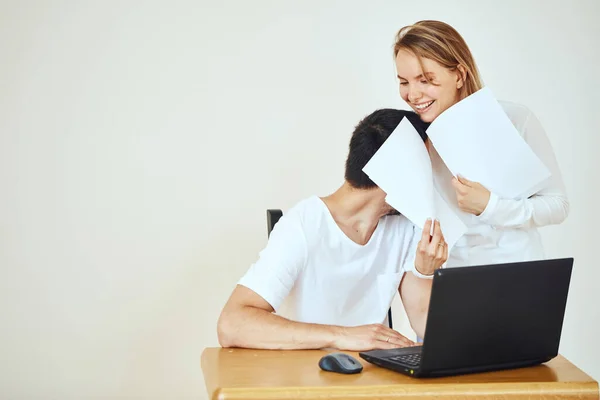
top-left (387, 353), bottom-right (421, 367)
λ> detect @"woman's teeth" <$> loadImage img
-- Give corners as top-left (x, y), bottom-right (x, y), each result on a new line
top-left (415, 100), bottom-right (434, 110)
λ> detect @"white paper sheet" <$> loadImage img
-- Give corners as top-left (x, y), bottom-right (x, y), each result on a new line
top-left (426, 87), bottom-right (551, 200)
top-left (363, 118), bottom-right (467, 250)
top-left (386, 191), bottom-right (466, 251)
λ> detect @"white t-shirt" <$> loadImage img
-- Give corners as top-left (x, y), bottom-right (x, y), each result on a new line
top-left (238, 196), bottom-right (420, 327)
top-left (429, 101), bottom-right (569, 267)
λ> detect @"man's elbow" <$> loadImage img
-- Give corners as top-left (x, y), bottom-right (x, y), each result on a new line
top-left (217, 311), bottom-right (237, 348)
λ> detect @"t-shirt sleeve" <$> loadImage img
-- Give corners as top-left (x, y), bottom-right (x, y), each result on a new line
top-left (237, 213), bottom-right (308, 312)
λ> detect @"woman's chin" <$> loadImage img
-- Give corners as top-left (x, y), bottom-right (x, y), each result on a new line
top-left (418, 111), bottom-right (437, 123)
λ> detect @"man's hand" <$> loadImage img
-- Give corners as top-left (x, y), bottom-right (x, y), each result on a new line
top-left (414, 219), bottom-right (448, 276)
top-left (452, 175), bottom-right (491, 216)
top-left (332, 323), bottom-right (417, 351)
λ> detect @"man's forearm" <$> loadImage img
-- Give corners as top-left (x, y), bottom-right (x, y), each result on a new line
top-left (218, 306), bottom-right (341, 350)
top-left (400, 272), bottom-right (432, 339)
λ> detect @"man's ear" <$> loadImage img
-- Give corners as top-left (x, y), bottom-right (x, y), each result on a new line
top-left (456, 64), bottom-right (467, 89)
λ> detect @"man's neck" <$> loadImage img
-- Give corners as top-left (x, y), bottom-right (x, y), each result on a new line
top-left (320, 182), bottom-right (390, 245)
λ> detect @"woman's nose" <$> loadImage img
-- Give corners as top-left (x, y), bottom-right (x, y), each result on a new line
top-left (408, 86), bottom-right (422, 103)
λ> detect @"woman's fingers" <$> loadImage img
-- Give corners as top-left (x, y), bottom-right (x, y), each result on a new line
top-left (416, 219), bottom-right (448, 274)
top-left (420, 218), bottom-right (433, 245)
top-left (424, 219), bottom-right (439, 257)
top-left (431, 219), bottom-right (443, 244)
top-left (435, 238), bottom-right (446, 260)
top-left (457, 175), bottom-right (473, 186)
top-left (430, 220), bottom-right (447, 262)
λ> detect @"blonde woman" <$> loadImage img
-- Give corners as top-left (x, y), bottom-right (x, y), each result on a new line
top-left (395, 20), bottom-right (569, 338)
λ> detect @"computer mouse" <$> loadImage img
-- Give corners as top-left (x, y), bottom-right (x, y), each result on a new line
top-left (318, 352), bottom-right (363, 374)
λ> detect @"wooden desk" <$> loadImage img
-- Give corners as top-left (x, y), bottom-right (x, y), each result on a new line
top-left (201, 347), bottom-right (598, 399)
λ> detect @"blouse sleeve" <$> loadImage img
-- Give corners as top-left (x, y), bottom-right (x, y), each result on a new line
top-left (476, 108), bottom-right (570, 229)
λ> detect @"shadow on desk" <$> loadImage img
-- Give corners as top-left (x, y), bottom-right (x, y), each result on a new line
top-left (201, 347), bottom-right (599, 400)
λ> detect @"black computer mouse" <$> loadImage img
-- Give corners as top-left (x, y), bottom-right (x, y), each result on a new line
top-left (318, 352), bottom-right (363, 374)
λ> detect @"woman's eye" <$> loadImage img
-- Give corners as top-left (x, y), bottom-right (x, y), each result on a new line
top-left (399, 82), bottom-right (408, 86)
top-left (420, 80), bottom-right (429, 84)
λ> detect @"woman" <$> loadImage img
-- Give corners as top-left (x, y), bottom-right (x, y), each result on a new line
top-left (394, 21), bottom-right (570, 340)
top-left (393, 20), bottom-right (569, 268)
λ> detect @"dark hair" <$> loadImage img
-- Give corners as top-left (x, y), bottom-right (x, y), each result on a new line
top-left (344, 109), bottom-right (428, 189)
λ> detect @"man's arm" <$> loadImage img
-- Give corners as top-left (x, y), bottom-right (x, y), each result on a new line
top-left (217, 285), bottom-right (336, 349)
top-left (399, 271), bottom-right (433, 339)
top-left (217, 285), bottom-right (414, 350)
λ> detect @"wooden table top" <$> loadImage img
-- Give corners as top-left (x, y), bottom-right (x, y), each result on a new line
top-left (201, 347), bottom-right (598, 399)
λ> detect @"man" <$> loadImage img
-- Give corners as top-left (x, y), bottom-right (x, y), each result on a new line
top-left (217, 109), bottom-right (447, 351)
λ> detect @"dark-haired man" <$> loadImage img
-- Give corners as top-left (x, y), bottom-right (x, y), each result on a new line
top-left (217, 109), bottom-right (447, 351)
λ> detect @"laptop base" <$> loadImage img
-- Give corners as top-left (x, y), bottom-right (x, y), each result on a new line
top-left (360, 349), bottom-right (552, 378)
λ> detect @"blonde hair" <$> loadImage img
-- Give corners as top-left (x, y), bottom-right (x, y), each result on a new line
top-left (393, 20), bottom-right (483, 99)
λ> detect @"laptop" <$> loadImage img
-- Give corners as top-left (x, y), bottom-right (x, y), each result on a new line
top-left (359, 258), bottom-right (573, 378)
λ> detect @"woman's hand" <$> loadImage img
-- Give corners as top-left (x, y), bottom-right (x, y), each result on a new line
top-left (452, 175), bottom-right (491, 216)
top-left (414, 219), bottom-right (448, 276)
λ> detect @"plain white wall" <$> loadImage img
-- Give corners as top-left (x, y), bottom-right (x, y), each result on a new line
top-left (0, 0), bottom-right (598, 398)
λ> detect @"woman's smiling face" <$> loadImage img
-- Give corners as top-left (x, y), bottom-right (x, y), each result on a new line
top-left (395, 49), bottom-right (464, 123)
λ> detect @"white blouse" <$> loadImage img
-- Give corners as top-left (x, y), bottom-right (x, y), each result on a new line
top-left (429, 101), bottom-right (570, 268)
